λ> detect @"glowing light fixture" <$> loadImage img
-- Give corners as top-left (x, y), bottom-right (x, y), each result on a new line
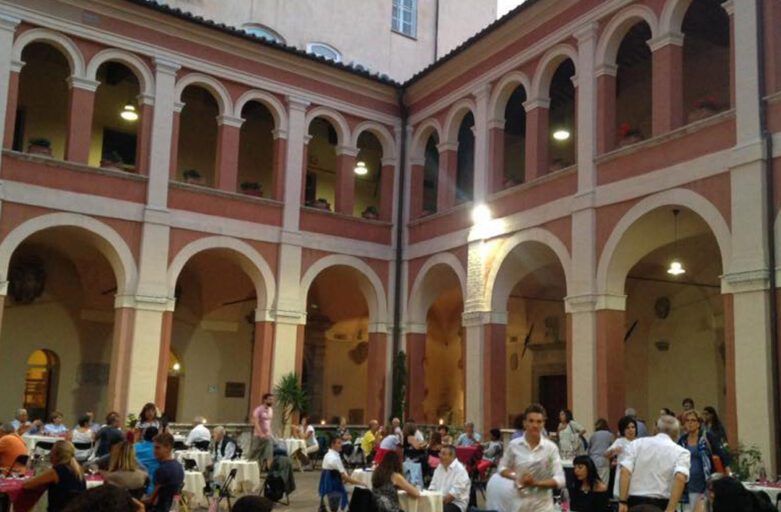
top-left (666, 209), bottom-right (686, 276)
top-left (120, 103), bottom-right (138, 121)
top-left (472, 203), bottom-right (492, 225)
top-left (320, 419), bottom-right (326, 425)
top-left (354, 161), bottom-right (368, 176)
top-left (172, 362), bottom-right (181, 371)
top-left (438, 418), bottom-right (444, 426)
top-left (552, 129), bottom-right (570, 141)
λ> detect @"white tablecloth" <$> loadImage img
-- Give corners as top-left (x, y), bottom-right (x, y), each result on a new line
top-left (175, 450), bottom-right (213, 471)
top-left (182, 470), bottom-right (208, 507)
top-left (745, 483), bottom-right (781, 508)
top-left (351, 469), bottom-right (374, 489)
top-left (21, 435), bottom-right (59, 453)
top-left (283, 438), bottom-right (307, 457)
top-left (399, 490), bottom-right (443, 512)
top-left (214, 460), bottom-right (261, 494)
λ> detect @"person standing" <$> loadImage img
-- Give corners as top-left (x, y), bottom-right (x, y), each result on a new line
top-left (625, 408), bottom-right (648, 438)
top-left (588, 418), bottom-right (615, 485)
top-left (557, 409), bottom-right (586, 459)
top-left (134, 427), bottom-right (159, 495)
top-left (250, 393), bottom-right (274, 471)
top-left (677, 410), bottom-right (731, 511)
top-left (618, 415), bottom-right (690, 512)
top-left (605, 415), bottom-right (638, 499)
top-left (428, 445), bottom-right (471, 512)
top-left (144, 433), bottom-right (184, 512)
top-left (136, 403), bottom-right (161, 435)
top-left (702, 406), bottom-right (729, 457)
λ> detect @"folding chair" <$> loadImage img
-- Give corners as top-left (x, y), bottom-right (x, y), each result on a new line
top-left (193, 440), bottom-right (211, 452)
top-left (206, 467), bottom-right (238, 511)
top-left (182, 458), bottom-right (199, 472)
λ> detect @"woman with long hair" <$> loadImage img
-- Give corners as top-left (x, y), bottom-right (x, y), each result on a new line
top-left (702, 406), bottom-right (729, 453)
top-left (71, 415), bottom-right (94, 463)
top-left (101, 441), bottom-right (148, 493)
top-left (136, 403), bottom-right (160, 433)
top-left (570, 454), bottom-right (609, 512)
top-left (557, 409), bottom-right (587, 459)
top-left (605, 415), bottom-right (637, 499)
top-left (678, 410), bottom-right (732, 511)
top-left (23, 440), bottom-right (86, 511)
top-left (371, 451), bottom-right (421, 512)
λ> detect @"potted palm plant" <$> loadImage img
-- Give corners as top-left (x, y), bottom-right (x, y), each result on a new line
top-left (27, 137), bottom-right (52, 156)
top-left (182, 169), bottom-right (204, 185)
top-left (273, 373), bottom-right (309, 437)
top-left (240, 181), bottom-right (263, 197)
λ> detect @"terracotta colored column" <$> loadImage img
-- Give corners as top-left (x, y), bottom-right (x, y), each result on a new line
top-left (596, 68), bottom-right (617, 154)
top-left (436, 143), bottom-right (458, 211)
top-left (134, 97), bottom-right (153, 175)
top-left (595, 309), bottom-right (625, 427)
top-left (169, 104), bottom-right (183, 179)
top-left (295, 324), bottom-right (305, 377)
top-left (406, 333), bottom-right (426, 421)
top-left (250, 321), bottom-right (275, 411)
top-left (107, 307), bottom-right (137, 417)
top-left (65, 77), bottom-right (99, 164)
top-left (409, 160), bottom-right (425, 219)
top-left (523, 99), bottom-right (550, 181)
top-left (367, 332), bottom-right (388, 422)
top-left (154, 310), bottom-right (173, 407)
top-left (271, 130), bottom-right (287, 201)
top-left (301, 135), bottom-right (312, 204)
top-left (3, 66), bottom-right (20, 149)
top-left (651, 35), bottom-right (684, 135)
top-left (488, 122), bottom-right (505, 193)
top-left (335, 146), bottom-right (357, 215)
top-left (379, 159), bottom-right (395, 221)
top-left (483, 324), bottom-right (507, 429)
top-left (216, 115), bottom-right (244, 192)
top-left (722, 294), bottom-right (738, 447)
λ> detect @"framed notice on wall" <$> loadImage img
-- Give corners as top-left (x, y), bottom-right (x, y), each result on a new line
top-left (225, 382), bottom-right (246, 398)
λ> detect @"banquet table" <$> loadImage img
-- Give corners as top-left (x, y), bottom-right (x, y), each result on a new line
top-left (350, 469), bottom-right (374, 489)
top-left (282, 438), bottom-right (307, 458)
top-left (213, 460), bottom-right (260, 494)
top-left (455, 446), bottom-right (479, 465)
top-left (175, 450), bottom-right (213, 471)
top-left (398, 490), bottom-right (443, 512)
top-left (20, 436), bottom-right (61, 454)
top-left (182, 471), bottom-right (208, 508)
top-left (744, 482), bottom-right (781, 509)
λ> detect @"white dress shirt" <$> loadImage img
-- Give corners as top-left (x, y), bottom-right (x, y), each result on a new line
top-left (322, 448), bottom-right (348, 474)
top-left (607, 437), bottom-right (633, 498)
top-left (429, 459), bottom-right (471, 512)
top-left (186, 423), bottom-right (211, 446)
top-left (496, 434), bottom-right (565, 512)
top-left (620, 433), bottom-right (690, 499)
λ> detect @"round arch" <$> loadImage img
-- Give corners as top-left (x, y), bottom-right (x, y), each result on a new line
top-left (488, 71), bottom-right (532, 121)
top-left (233, 89), bottom-right (288, 132)
top-left (595, 5), bottom-right (659, 68)
top-left (350, 121), bottom-right (396, 157)
top-left (485, 228), bottom-right (572, 312)
top-left (442, 98), bottom-right (477, 144)
top-left (407, 252), bottom-right (467, 327)
top-left (299, 255), bottom-right (388, 329)
top-left (411, 118), bottom-right (443, 161)
top-left (0, 213), bottom-right (138, 296)
top-left (659, 0), bottom-right (694, 35)
top-left (304, 107), bottom-right (351, 147)
top-left (85, 49), bottom-right (154, 97)
top-left (174, 73), bottom-right (233, 115)
top-left (596, 188), bottom-right (732, 297)
top-left (530, 44), bottom-right (579, 100)
top-left (167, 236), bottom-right (276, 314)
top-left (12, 28), bottom-right (86, 77)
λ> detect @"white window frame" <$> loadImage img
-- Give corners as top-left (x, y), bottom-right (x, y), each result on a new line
top-left (392, 0), bottom-right (417, 38)
top-left (241, 23), bottom-right (285, 44)
top-left (306, 42), bottom-right (342, 63)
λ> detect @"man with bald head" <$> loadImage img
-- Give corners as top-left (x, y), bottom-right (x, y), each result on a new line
top-left (361, 420), bottom-right (380, 461)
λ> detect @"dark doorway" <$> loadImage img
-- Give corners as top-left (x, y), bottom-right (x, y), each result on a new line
top-left (538, 374), bottom-right (567, 433)
top-left (165, 375), bottom-right (179, 422)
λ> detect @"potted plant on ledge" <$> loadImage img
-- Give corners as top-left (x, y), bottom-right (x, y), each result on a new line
top-left (313, 198), bottom-right (331, 211)
top-left (240, 181), bottom-right (263, 197)
top-left (182, 169), bottom-right (204, 186)
top-left (100, 150), bottom-right (124, 171)
top-left (617, 122), bottom-right (644, 147)
top-left (361, 205), bottom-right (379, 220)
top-left (27, 137), bottom-right (52, 156)
top-left (688, 94), bottom-right (721, 123)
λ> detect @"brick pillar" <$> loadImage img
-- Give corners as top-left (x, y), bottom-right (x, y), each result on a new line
top-left (107, 307), bottom-right (137, 417)
top-left (595, 309), bottom-right (625, 427)
top-left (65, 77), bottom-right (99, 164)
top-left (483, 323), bottom-right (507, 429)
top-left (250, 321), bottom-right (275, 412)
top-left (0, 17), bottom-right (21, 167)
top-left (436, 143), bottom-right (458, 211)
top-left (169, 103), bottom-right (183, 179)
top-left (406, 332), bottom-right (426, 421)
top-left (271, 130), bottom-right (287, 201)
top-left (154, 310), bottom-right (173, 407)
top-left (295, 324), bottom-right (305, 377)
top-left (367, 332), bottom-right (388, 422)
top-left (335, 146), bottom-right (357, 215)
top-left (301, 135), bottom-right (312, 204)
top-left (379, 159), bottom-right (395, 221)
top-left (523, 99), bottom-right (550, 181)
top-left (216, 115), bottom-right (244, 192)
top-left (488, 122), bottom-right (505, 193)
top-left (651, 33), bottom-right (684, 135)
top-left (3, 65), bottom-right (20, 149)
top-left (596, 67), bottom-right (617, 154)
top-left (409, 160), bottom-right (425, 219)
top-left (134, 96), bottom-right (153, 175)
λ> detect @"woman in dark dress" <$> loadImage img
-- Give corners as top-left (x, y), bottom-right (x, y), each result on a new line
top-left (371, 451), bottom-right (421, 512)
top-left (570, 455), bottom-right (609, 512)
top-left (23, 440), bottom-right (86, 511)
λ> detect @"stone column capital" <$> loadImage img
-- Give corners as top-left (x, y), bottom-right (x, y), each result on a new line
top-left (67, 76), bottom-right (100, 92)
top-left (648, 32), bottom-right (684, 52)
top-left (523, 98), bottom-right (551, 112)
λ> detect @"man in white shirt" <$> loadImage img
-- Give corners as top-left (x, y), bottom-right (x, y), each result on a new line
top-left (618, 415), bottom-right (691, 512)
top-left (185, 416), bottom-right (211, 449)
top-left (494, 404), bottom-right (565, 512)
top-left (429, 445), bottom-right (471, 512)
top-left (321, 437), bottom-right (365, 510)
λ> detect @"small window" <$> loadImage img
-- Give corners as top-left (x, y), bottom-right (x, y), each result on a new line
top-left (392, 0), bottom-right (417, 38)
top-left (307, 42), bottom-right (342, 63)
top-left (242, 24), bottom-right (285, 44)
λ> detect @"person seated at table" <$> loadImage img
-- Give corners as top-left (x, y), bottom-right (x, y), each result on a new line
top-left (320, 437), bottom-right (366, 511)
top-left (95, 412), bottom-right (124, 458)
top-left (571, 454), bottom-right (609, 512)
top-left (23, 440), bottom-right (86, 511)
top-left (336, 417), bottom-right (354, 456)
top-left (437, 424), bottom-right (453, 445)
top-left (361, 420), bottom-right (380, 461)
top-left (231, 495), bottom-right (274, 512)
top-left (134, 427), bottom-right (159, 495)
top-left (455, 422), bottom-right (481, 447)
top-left (209, 425), bottom-right (237, 464)
top-left (428, 444), bottom-right (471, 512)
top-left (143, 432), bottom-right (184, 512)
top-left (0, 422), bottom-right (28, 474)
top-left (63, 484), bottom-right (146, 512)
top-left (375, 427), bottom-right (401, 465)
top-left (298, 414), bottom-right (320, 467)
top-left (72, 415), bottom-right (94, 463)
top-left (11, 408), bottom-right (42, 435)
top-left (428, 431), bottom-right (443, 466)
top-left (476, 428), bottom-right (503, 477)
top-left (44, 412), bottom-right (69, 437)
top-left (100, 442), bottom-right (148, 496)
top-left (391, 418), bottom-right (402, 441)
top-left (372, 451), bottom-right (421, 512)
top-left (185, 416), bottom-right (211, 450)
top-left (406, 418), bottom-right (426, 444)
top-left (403, 422), bottom-right (428, 481)
top-left (692, 476), bottom-right (776, 512)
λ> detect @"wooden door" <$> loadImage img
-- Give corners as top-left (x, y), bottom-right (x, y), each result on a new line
top-left (538, 374), bottom-right (567, 434)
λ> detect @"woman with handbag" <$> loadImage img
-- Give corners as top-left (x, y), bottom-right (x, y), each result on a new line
top-left (678, 409), bottom-right (732, 511)
top-left (557, 409), bottom-right (587, 460)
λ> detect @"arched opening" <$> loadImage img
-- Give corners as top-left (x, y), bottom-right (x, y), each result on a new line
top-left (503, 85), bottom-right (527, 187)
top-left (305, 117), bottom-right (338, 211)
top-left (615, 23), bottom-right (653, 146)
top-left (682, 0), bottom-right (731, 123)
top-left (24, 349), bottom-right (60, 422)
top-left (171, 249), bottom-right (259, 422)
top-left (548, 59), bottom-right (576, 172)
top-left (89, 62), bottom-right (141, 171)
top-left (15, 43), bottom-right (70, 159)
top-left (303, 266), bottom-right (371, 423)
top-left (354, 132), bottom-right (383, 219)
top-left (0, 227), bottom-right (119, 425)
top-left (238, 101), bottom-right (275, 197)
top-left (176, 85), bottom-right (219, 186)
top-left (164, 352), bottom-right (182, 422)
top-left (422, 134), bottom-right (439, 216)
top-left (455, 112), bottom-right (475, 204)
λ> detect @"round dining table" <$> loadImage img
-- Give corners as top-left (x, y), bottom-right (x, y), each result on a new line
top-left (350, 469), bottom-right (374, 489)
top-left (175, 450), bottom-right (213, 471)
top-left (182, 470), bottom-right (208, 508)
top-left (282, 438), bottom-right (307, 458)
top-left (398, 489), bottom-right (443, 512)
top-left (213, 460), bottom-right (261, 494)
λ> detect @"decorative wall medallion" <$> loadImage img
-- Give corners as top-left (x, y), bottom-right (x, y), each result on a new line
top-left (332, 384), bottom-right (343, 396)
top-left (348, 341), bottom-right (369, 364)
top-left (654, 297), bottom-right (671, 319)
top-left (9, 257), bottom-right (46, 304)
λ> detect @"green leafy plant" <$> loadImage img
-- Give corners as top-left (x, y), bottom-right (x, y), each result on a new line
top-left (391, 350), bottom-right (407, 422)
top-left (183, 169), bottom-right (201, 180)
top-left (273, 373), bottom-right (308, 435)
top-left (125, 413), bottom-right (138, 429)
top-left (730, 444), bottom-right (763, 481)
top-left (28, 137), bottom-right (51, 148)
